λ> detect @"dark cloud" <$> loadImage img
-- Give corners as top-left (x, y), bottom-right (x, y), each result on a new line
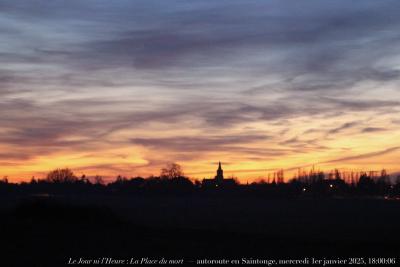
top-left (2, 1), bottom-right (400, 78)
top-left (361, 127), bottom-right (388, 133)
top-left (327, 121), bottom-right (360, 135)
top-left (74, 163), bottom-right (138, 175)
top-left (131, 135), bottom-right (270, 152)
top-left (2, 1), bottom-right (400, 98)
top-left (0, 152), bottom-right (32, 161)
top-left (322, 98), bottom-right (400, 111)
top-left (279, 136), bottom-right (329, 152)
top-left (324, 146), bottom-right (400, 164)
top-left (280, 137), bottom-right (299, 145)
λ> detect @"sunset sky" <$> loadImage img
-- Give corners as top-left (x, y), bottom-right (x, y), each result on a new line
top-left (1, 0), bottom-right (400, 182)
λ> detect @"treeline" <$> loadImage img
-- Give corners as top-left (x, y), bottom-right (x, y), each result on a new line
top-left (1, 164), bottom-right (400, 198)
top-left (0, 164), bottom-right (195, 196)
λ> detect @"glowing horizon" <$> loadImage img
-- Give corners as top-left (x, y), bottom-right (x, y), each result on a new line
top-left (1, 1), bottom-right (400, 183)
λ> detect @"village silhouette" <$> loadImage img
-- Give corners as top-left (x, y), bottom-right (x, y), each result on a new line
top-left (1, 162), bottom-right (400, 198)
top-left (1, 162), bottom-right (400, 266)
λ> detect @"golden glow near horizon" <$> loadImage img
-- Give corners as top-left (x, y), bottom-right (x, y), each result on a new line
top-left (1, 1), bottom-right (400, 182)
top-left (3, 110), bottom-right (400, 183)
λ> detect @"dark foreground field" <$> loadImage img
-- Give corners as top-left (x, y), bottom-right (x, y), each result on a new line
top-left (0, 195), bottom-right (399, 266)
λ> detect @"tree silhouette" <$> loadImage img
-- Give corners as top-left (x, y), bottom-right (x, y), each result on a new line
top-left (93, 175), bottom-right (105, 185)
top-left (46, 168), bottom-right (77, 183)
top-left (1, 176), bottom-right (8, 184)
top-left (160, 163), bottom-right (184, 179)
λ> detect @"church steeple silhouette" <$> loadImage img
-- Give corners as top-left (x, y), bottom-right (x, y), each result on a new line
top-left (215, 161), bottom-right (224, 182)
top-left (201, 161), bottom-right (236, 188)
